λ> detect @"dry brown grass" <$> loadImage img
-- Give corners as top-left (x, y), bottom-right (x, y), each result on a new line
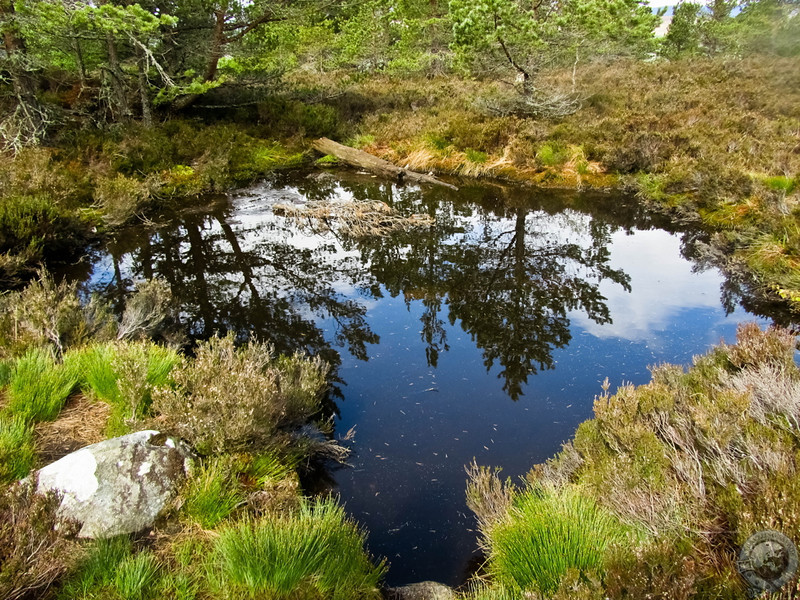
top-left (34, 394), bottom-right (110, 464)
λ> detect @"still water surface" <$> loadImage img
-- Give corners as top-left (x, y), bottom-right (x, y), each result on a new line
top-left (82, 172), bottom-right (771, 586)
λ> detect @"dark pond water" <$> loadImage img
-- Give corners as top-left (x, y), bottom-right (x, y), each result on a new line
top-left (79, 172), bottom-right (776, 586)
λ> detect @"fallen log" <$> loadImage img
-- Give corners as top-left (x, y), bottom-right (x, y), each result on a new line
top-left (312, 137), bottom-right (459, 191)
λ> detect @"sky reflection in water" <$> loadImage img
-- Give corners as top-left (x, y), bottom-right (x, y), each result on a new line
top-left (84, 173), bottom-right (771, 586)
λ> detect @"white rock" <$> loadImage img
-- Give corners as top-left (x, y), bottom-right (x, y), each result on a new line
top-left (36, 430), bottom-right (192, 538)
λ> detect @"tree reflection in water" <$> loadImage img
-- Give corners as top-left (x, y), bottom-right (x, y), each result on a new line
top-left (96, 174), bottom-right (656, 401)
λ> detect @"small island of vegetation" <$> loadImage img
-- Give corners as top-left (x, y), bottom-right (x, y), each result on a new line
top-left (1, 0), bottom-right (800, 598)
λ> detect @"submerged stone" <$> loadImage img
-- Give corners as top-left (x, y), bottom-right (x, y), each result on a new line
top-left (35, 430), bottom-right (192, 538)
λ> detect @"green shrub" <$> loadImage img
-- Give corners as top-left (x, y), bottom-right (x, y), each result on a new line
top-left (152, 335), bottom-right (328, 455)
top-left (0, 416), bottom-right (35, 483)
top-left (487, 486), bottom-right (628, 595)
top-left (5, 347), bottom-right (79, 422)
top-left (207, 498), bottom-right (385, 599)
top-left (94, 174), bottom-right (154, 227)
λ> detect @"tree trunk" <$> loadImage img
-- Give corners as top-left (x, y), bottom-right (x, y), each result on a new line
top-left (1, 0), bottom-right (46, 147)
top-left (312, 138), bottom-right (459, 191)
top-left (137, 47), bottom-right (153, 127)
top-left (105, 32), bottom-right (131, 121)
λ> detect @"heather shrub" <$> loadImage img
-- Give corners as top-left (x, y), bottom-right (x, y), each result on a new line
top-left (0, 485), bottom-right (80, 600)
top-left (0, 270), bottom-right (115, 359)
top-left (151, 335), bottom-right (328, 455)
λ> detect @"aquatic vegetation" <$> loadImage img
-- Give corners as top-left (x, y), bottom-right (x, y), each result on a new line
top-left (207, 498), bottom-right (385, 600)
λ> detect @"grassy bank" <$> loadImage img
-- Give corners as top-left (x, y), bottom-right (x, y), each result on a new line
top-left (464, 323), bottom-right (800, 599)
top-left (0, 272), bottom-right (385, 599)
top-left (317, 56), bottom-right (800, 312)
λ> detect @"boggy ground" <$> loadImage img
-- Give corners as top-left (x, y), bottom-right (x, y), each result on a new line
top-left (2, 55), bottom-right (798, 312)
top-left (327, 56), bottom-right (800, 314)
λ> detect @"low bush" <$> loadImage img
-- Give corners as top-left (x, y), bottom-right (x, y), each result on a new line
top-left (207, 498), bottom-right (385, 599)
top-left (152, 334), bottom-right (328, 455)
top-left (0, 270), bottom-right (115, 359)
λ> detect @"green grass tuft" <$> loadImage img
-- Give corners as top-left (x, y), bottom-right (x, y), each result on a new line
top-left (0, 416), bottom-right (35, 483)
top-left (0, 359), bottom-right (10, 386)
top-left (74, 341), bottom-right (180, 437)
top-left (113, 551), bottom-right (161, 600)
top-left (182, 457), bottom-right (246, 529)
top-left (488, 485), bottom-right (628, 595)
top-left (208, 497), bottom-right (385, 599)
top-left (58, 536), bottom-right (134, 599)
top-left (5, 347), bottom-right (79, 422)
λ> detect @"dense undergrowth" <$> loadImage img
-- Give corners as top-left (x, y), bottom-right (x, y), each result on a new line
top-left (465, 323), bottom-right (800, 599)
top-left (0, 271), bottom-right (384, 600)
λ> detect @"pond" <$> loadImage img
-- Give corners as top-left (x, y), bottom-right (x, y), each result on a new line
top-left (80, 172), bottom-right (774, 586)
